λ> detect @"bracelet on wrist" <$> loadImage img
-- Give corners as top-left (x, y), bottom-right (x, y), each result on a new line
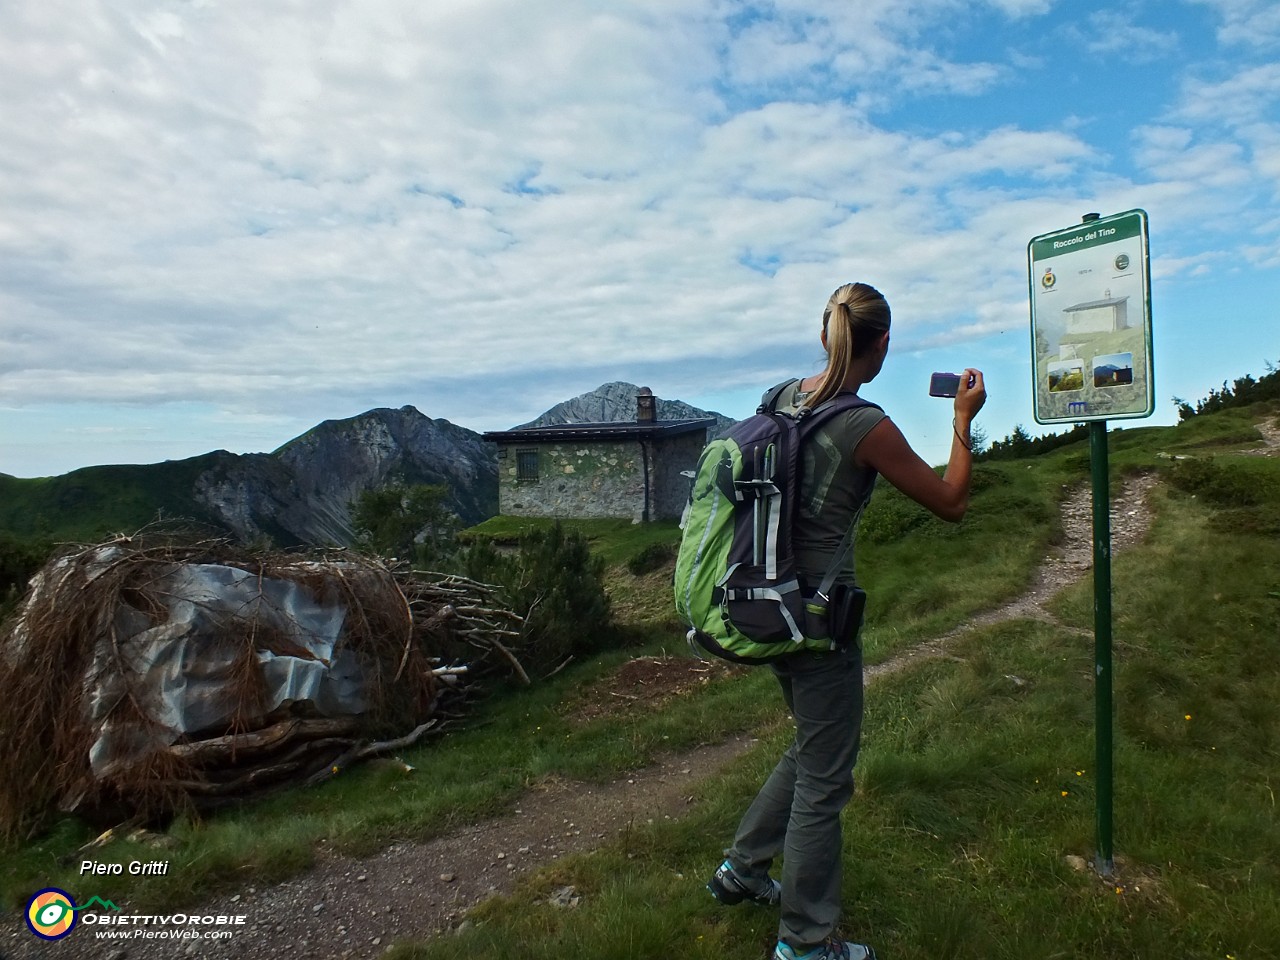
top-left (953, 418), bottom-right (972, 453)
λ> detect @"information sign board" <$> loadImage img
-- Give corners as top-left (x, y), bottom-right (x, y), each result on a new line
top-left (1028, 210), bottom-right (1153, 424)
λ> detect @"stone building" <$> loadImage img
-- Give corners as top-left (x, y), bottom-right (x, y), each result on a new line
top-left (482, 388), bottom-right (712, 523)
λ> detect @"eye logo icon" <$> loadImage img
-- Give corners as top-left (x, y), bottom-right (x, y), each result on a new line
top-left (26, 888), bottom-right (78, 940)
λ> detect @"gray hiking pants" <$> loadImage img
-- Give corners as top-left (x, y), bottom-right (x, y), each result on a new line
top-left (726, 643), bottom-right (864, 949)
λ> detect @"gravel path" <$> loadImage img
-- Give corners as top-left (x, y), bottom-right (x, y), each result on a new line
top-left (867, 471), bottom-right (1159, 682)
top-left (2, 474), bottom-right (1161, 960)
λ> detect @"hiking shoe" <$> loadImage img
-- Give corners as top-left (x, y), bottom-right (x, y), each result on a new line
top-left (706, 859), bottom-right (781, 907)
top-left (773, 938), bottom-right (877, 960)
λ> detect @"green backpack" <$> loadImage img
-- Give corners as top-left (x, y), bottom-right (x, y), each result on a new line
top-left (674, 381), bottom-right (877, 664)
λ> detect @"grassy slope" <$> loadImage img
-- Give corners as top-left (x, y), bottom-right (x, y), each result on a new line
top-left (0, 454), bottom-right (227, 542)
top-left (3, 404), bottom-right (1279, 958)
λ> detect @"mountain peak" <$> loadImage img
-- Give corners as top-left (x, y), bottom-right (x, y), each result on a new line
top-left (518, 382), bottom-right (734, 435)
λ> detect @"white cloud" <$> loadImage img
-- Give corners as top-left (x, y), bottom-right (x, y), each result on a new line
top-left (1, 0), bottom-right (1278, 475)
top-left (1188, 0), bottom-right (1280, 48)
top-left (1175, 62), bottom-right (1280, 128)
top-left (1239, 242), bottom-right (1280, 269)
top-left (984, 0), bottom-right (1055, 15)
top-left (1151, 251), bottom-right (1229, 281)
top-left (719, 0), bottom-right (1014, 101)
top-left (1134, 128), bottom-right (1251, 189)
top-left (1249, 124), bottom-right (1280, 188)
top-left (1076, 11), bottom-right (1180, 61)
top-left (1165, 62), bottom-right (1280, 210)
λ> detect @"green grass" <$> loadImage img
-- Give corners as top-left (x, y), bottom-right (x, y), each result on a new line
top-left (386, 458), bottom-right (1280, 959)
top-left (461, 516), bottom-right (681, 567)
top-left (0, 454), bottom-right (231, 542)
top-left (4, 403), bottom-right (1279, 957)
top-left (856, 457), bottom-right (1080, 659)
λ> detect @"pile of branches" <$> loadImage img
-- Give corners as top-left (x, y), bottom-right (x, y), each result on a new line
top-left (0, 536), bottom-right (525, 840)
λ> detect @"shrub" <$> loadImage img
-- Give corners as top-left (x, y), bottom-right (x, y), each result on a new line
top-left (461, 523), bottom-right (612, 675)
top-left (0, 535), bottom-right (53, 621)
top-left (978, 423), bottom-right (1088, 461)
top-left (860, 484), bottom-right (937, 544)
top-left (351, 484), bottom-right (460, 568)
top-left (626, 542), bottom-right (675, 576)
top-left (1173, 361), bottom-right (1280, 421)
top-left (1166, 457), bottom-right (1274, 508)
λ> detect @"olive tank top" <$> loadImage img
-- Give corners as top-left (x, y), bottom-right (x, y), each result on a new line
top-left (773, 381), bottom-right (886, 586)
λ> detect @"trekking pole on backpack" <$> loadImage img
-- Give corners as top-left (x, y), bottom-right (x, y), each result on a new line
top-left (760, 443), bottom-right (775, 567)
top-left (745, 443), bottom-right (778, 569)
top-left (751, 445), bottom-right (763, 566)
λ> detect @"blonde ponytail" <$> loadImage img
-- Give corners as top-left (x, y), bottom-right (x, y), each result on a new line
top-left (806, 282), bottom-right (891, 409)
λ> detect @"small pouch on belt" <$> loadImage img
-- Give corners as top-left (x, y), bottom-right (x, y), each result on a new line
top-left (828, 582), bottom-right (867, 647)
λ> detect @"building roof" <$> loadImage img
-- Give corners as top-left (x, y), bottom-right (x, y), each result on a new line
top-left (1063, 295), bottom-right (1130, 312)
top-left (483, 418), bottom-right (713, 444)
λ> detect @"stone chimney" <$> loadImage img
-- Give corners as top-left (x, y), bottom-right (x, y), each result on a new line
top-left (636, 386), bottom-right (656, 424)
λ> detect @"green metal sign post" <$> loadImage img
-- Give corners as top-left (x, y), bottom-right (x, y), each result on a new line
top-left (1028, 210), bottom-right (1153, 877)
top-left (1090, 418), bottom-right (1114, 875)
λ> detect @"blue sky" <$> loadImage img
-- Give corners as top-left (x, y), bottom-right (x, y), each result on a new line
top-left (2, 0), bottom-right (1278, 478)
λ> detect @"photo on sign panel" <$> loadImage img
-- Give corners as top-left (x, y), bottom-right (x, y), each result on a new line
top-left (1093, 352), bottom-right (1134, 389)
top-left (1048, 359), bottom-right (1085, 393)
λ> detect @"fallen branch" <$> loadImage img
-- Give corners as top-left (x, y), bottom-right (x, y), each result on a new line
top-left (167, 718), bottom-right (360, 766)
top-left (303, 719), bottom-right (441, 786)
top-left (485, 637), bottom-right (531, 686)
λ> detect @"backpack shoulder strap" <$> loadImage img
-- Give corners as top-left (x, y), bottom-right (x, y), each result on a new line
top-left (757, 379), bottom-right (800, 414)
top-left (796, 391), bottom-right (881, 431)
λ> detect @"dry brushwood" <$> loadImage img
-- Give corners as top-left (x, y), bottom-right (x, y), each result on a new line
top-left (0, 536), bottom-right (526, 840)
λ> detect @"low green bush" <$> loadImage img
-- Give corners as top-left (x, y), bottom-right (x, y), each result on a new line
top-left (626, 541), bottom-right (675, 576)
top-left (860, 484), bottom-right (938, 544)
top-left (1165, 456), bottom-right (1279, 507)
top-left (0, 534), bottom-right (53, 621)
top-left (462, 523), bottom-right (614, 675)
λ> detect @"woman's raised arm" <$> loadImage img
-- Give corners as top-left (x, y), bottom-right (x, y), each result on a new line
top-left (855, 369), bottom-right (986, 522)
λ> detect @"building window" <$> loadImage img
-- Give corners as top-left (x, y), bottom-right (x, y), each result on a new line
top-left (516, 448), bottom-right (539, 482)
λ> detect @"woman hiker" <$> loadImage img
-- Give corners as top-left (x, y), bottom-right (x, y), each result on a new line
top-left (706, 281), bottom-right (987, 960)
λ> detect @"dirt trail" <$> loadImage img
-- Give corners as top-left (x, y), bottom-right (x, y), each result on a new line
top-left (2, 476), bottom-right (1160, 960)
top-left (1239, 414), bottom-right (1280, 456)
top-left (868, 471), bottom-right (1159, 683)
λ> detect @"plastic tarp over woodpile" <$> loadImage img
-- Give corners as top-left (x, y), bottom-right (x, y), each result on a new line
top-left (0, 538), bottom-right (524, 838)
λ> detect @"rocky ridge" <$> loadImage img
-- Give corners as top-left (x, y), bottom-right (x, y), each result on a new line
top-left (192, 406), bottom-right (499, 546)
top-left (519, 381), bottom-right (735, 438)
top-left (194, 385), bottom-right (729, 546)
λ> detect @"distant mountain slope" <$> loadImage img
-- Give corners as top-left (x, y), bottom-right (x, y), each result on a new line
top-left (0, 407), bottom-right (497, 547)
top-left (518, 381), bottom-right (735, 437)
